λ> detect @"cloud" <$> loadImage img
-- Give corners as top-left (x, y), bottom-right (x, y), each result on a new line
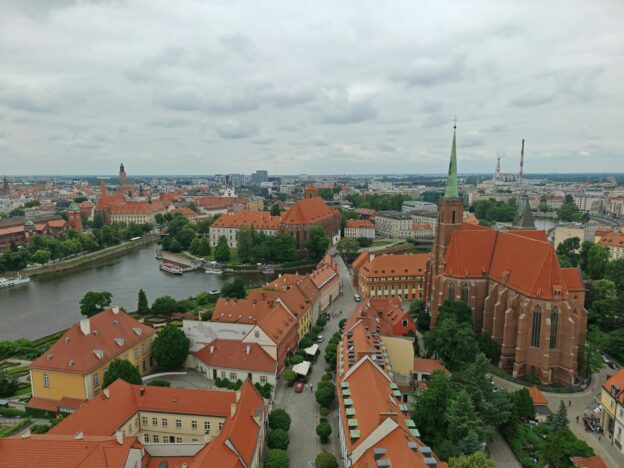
top-left (0, 88), bottom-right (61, 113)
top-left (461, 131), bottom-right (485, 148)
top-left (147, 118), bottom-right (190, 128)
top-left (218, 33), bottom-right (256, 60)
top-left (391, 55), bottom-right (467, 87)
top-left (154, 86), bottom-right (261, 114)
top-left (319, 88), bottom-right (379, 124)
top-left (215, 120), bottom-right (257, 139)
top-left (510, 89), bottom-right (557, 108)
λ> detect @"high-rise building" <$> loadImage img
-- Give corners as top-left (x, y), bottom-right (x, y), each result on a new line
top-left (251, 170), bottom-right (269, 185)
top-left (1, 176), bottom-right (8, 197)
top-left (118, 163), bottom-right (127, 192)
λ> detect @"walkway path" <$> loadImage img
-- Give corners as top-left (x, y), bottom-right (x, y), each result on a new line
top-left (274, 254), bottom-right (355, 468)
top-left (488, 430), bottom-right (521, 468)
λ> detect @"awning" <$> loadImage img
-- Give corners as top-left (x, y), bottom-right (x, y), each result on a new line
top-left (304, 344), bottom-right (319, 356)
top-left (292, 361), bottom-right (311, 376)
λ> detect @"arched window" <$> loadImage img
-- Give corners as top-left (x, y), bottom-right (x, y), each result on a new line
top-left (461, 284), bottom-right (469, 304)
top-left (451, 210), bottom-right (456, 224)
top-left (531, 306), bottom-right (542, 348)
top-left (448, 283), bottom-right (455, 301)
top-left (550, 307), bottom-right (559, 349)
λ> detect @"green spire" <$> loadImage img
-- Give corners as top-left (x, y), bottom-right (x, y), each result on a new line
top-left (444, 125), bottom-right (459, 198)
top-left (69, 200), bottom-right (79, 211)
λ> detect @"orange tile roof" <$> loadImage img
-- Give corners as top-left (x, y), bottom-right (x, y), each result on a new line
top-left (348, 297), bottom-right (411, 336)
top-left (0, 435), bottom-right (140, 468)
top-left (598, 231), bottom-right (624, 248)
top-left (50, 379), bottom-right (237, 436)
top-left (280, 197), bottom-right (339, 225)
top-left (28, 396), bottom-right (85, 413)
top-left (345, 219), bottom-right (374, 229)
top-left (561, 268), bottom-right (584, 292)
top-left (309, 263), bottom-right (338, 290)
top-left (602, 369), bottom-right (624, 403)
top-left (212, 297), bottom-right (273, 324)
top-left (570, 455), bottom-right (608, 468)
top-left (264, 274), bottom-right (305, 291)
top-left (47, 218), bottom-right (68, 228)
top-left (193, 339), bottom-right (276, 373)
top-left (108, 200), bottom-right (165, 214)
top-left (211, 211), bottom-right (280, 230)
top-left (96, 193), bottom-right (126, 209)
top-left (360, 253), bottom-right (428, 279)
top-left (257, 302), bottom-right (297, 344)
top-left (594, 229), bottom-right (611, 239)
top-left (528, 386), bottom-right (548, 406)
top-left (297, 276), bottom-right (320, 304)
top-left (413, 358), bottom-right (449, 375)
top-left (29, 308), bottom-right (155, 375)
top-left (195, 196), bottom-right (245, 209)
top-left (463, 213), bottom-right (479, 225)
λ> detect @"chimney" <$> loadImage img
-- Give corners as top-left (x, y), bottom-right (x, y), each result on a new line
top-left (246, 344), bottom-right (250, 355)
top-left (115, 430), bottom-right (123, 445)
top-left (75, 431), bottom-right (84, 440)
top-left (103, 388), bottom-right (110, 399)
top-left (20, 429), bottom-right (31, 439)
top-left (139, 387), bottom-right (145, 397)
top-left (112, 306), bottom-right (120, 314)
top-left (79, 318), bottom-right (90, 336)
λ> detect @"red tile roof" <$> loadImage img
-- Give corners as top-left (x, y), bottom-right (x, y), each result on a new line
top-left (195, 196), bottom-right (245, 210)
top-left (309, 263), bottom-right (338, 290)
top-left (345, 219), bottom-right (374, 229)
top-left (0, 435), bottom-right (140, 468)
top-left (528, 386), bottom-right (548, 406)
top-left (108, 200), bottom-right (165, 214)
top-left (602, 369), bottom-right (624, 403)
top-left (29, 308), bottom-right (155, 375)
top-left (280, 197), bottom-right (339, 225)
top-left (598, 231), bottom-right (624, 249)
top-left (50, 379), bottom-right (237, 436)
top-left (193, 339), bottom-right (276, 373)
top-left (413, 358), bottom-right (449, 375)
top-left (570, 455), bottom-right (608, 468)
top-left (211, 211), bottom-right (280, 230)
top-left (359, 253), bottom-right (428, 279)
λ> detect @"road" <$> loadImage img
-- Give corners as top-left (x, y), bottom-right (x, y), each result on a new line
top-left (273, 254), bottom-right (355, 468)
top-left (493, 365), bottom-right (624, 468)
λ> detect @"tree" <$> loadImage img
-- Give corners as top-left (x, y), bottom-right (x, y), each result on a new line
top-left (511, 387), bottom-right (535, 421)
top-left (92, 212), bottom-right (104, 229)
top-left (151, 295), bottom-right (178, 315)
top-left (589, 279), bottom-right (620, 331)
top-left (315, 381), bottom-right (336, 407)
top-left (198, 237), bottom-right (212, 256)
top-left (315, 451), bottom-right (338, 468)
top-left (586, 244), bottom-right (609, 280)
top-left (175, 227), bottom-right (196, 250)
top-left (438, 301), bottom-right (473, 326)
top-left (357, 237), bottom-right (372, 247)
top-left (304, 227), bottom-right (329, 260)
top-left (137, 289), bottom-right (149, 314)
top-left (477, 332), bottom-right (500, 363)
top-left (267, 428), bottom-right (289, 450)
top-left (79, 291), bottom-right (112, 317)
top-left (264, 449), bottom-right (289, 468)
top-left (103, 358), bottom-right (142, 388)
top-left (151, 326), bottom-right (190, 369)
top-left (417, 311), bottom-right (430, 331)
top-left (336, 237), bottom-right (360, 262)
top-left (547, 400), bottom-right (569, 432)
top-left (457, 429), bottom-right (483, 455)
top-left (268, 408), bottom-right (292, 431)
top-left (236, 228), bottom-right (255, 263)
top-left (413, 371), bottom-right (454, 444)
top-left (220, 277), bottom-right (246, 299)
top-left (542, 429), bottom-right (594, 468)
top-left (214, 236), bottom-right (231, 262)
top-left (0, 372), bottom-right (18, 397)
top-left (558, 195), bottom-right (583, 222)
top-left (188, 237), bottom-right (203, 256)
top-left (447, 390), bottom-right (482, 446)
top-left (424, 317), bottom-right (478, 372)
top-left (580, 343), bottom-right (606, 379)
top-left (283, 369), bottom-right (297, 386)
top-left (270, 204), bottom-right (281, 216)
top-left (605, 258), bottom-right (624, 296)
top-left (449, 452), bottom-right (495, 468)
top-left (168, 239), bottom-right (183, 253)
top-left (316, 419), bottom-right (332, 443)
top-left (31, 249), bottom-right (51, 265)
top-left (606, 328), bottom-right (624, 363)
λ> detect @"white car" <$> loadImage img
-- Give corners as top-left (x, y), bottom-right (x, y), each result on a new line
top-left (316, 335), bottom-right (325, 343)
top-left (354, 294), bottom-right (362, 302)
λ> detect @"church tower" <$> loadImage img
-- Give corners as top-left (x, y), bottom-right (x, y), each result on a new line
top-left (118, 163), bottom-right (127, 193)
top-left (68, 200), bottom-right (82, 231)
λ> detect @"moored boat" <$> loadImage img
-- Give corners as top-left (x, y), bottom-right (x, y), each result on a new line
top-left (159, 262), bottom-right (183, 275)
top-left (204, 261), bottom-right (223, 275)
top-left (0, 274), bottom-right (31, 289)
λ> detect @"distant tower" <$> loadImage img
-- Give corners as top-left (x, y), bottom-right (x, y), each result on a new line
top-left (99, 179), bottom-right (106, 197)
top-left (68, 200), bottom-right (82, 231)
top-left (118, 163), bottom-right (127, 193)
top-left (519, 139), bottom-right (525, 184)
top-left (512, 195), bottom-right (535, 230)
top-left (494, 156), bottom-right (501, 183)
top-left (1, 176), bottom-right (8, 196)
top-left (304, 186), bottom-right (320, 199)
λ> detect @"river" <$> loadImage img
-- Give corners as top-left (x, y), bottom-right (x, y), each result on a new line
top-left (0, 244), bottom-right (284, 340)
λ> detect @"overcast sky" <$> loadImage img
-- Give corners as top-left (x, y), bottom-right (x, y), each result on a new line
top-left (0, 0), bottom-right (622, 176)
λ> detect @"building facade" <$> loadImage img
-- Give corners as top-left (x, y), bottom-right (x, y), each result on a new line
top-left (279, 193), bottom-right (341, 250)
top-left (600, 369), bottom-right (624, 452)
top-left (344, 219), bottom-right (375, 239)
top-left (209, 211), bottom-right (280, 247)
top-left (596, 230), bottom-right (624, 260)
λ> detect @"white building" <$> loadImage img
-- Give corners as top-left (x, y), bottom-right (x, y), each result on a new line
top-left (343, 219), bottom-right (375, 239)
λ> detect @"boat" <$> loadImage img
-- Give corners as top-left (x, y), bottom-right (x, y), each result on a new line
top-left (159, 262), bottom-right (183, 275)
top-left (0, 274), bottom-right (31, 289)
top-left (204, 261), bottom-right (223, 275)
top-left (209, 289), bottom-right (220, 296)
top-left (155, 249), bottom-right (163, 259)
top-left (261, 265), bottom-right (275, 275)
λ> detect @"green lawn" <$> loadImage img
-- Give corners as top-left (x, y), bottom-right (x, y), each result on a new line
top-left (5, 366), bottom-right (28, 376)
top-left (372, 240), bottom-right (393, 246)
top-left (197, 248), bottom-right (241, 265)
top-left (13, 385), bottom-right (32, 397)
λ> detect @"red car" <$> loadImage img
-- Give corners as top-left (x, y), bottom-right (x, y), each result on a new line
top-left (294, 382), bottom-right (305, 393)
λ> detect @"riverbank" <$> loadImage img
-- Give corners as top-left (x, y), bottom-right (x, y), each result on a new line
top-left (22, 235), bottom-right (158, 278)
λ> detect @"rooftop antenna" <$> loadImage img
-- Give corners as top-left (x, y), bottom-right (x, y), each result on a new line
top-left (519, 139), bottom-right (525, 183)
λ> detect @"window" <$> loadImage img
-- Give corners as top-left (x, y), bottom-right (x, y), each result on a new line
top-left (218, 422), bottom-right (224, 431)
top-left (143, 434), bottom-right (149, 443)
top-left (176, 437), bottom-right (182, 443)
top-left (43, 373), bottom-right (49, 388)
top-left (176, 419), bottom-right (182, 428)
top-left (142, 417), bottom-right (148, 425)
top-left (229, 372), bottom-right (237, 380)
top-left (447, 283), bottom-right (455, 301)
top-left (92, 373), bottom-right (99, 387)
top-left (402, 320), bottom-right (408, 328)
top-left (260, 375), bottom-right (267, 384)
top-left (192, 420), bottom-right (198, 430)
top-left (204, 421), bottom-right (210, 432)
top-left (255, 330), bottom-right (260, 338)
top-left (124, 354), bottom-right (129, 360)
top-left (152, 418), bottom-right (158, 426)
top-left (221, 371), bottom-right (226, 379)
top-left (153, 435), bottom-right (159, 443)
top-left (141, 343), bottom-right (145, 355)
top-left (162, 418), bottom-right (168, 427)
top-left (550, 307), bottom-right (559, 349)
top-left (128, 423), bottom-right (132, 432)
top-left (134, 349), bottom-right (139, 361)
top-left (451, 210), bottom-right (456, 224)
top-left (531, 306), bottom-right (542, 348)
top-left (461, 285), bottom-right (469, 304)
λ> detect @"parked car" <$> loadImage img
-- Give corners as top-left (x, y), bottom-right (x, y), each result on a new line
top-left (354, 294), bottom-right (362, 302)
top-left (294, 382), bottom-right (305, 393)
top-left (316, 335), bottom-right (325, 343)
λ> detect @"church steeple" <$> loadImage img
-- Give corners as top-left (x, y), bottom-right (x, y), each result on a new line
top-left (444, 123), bottom-right (459, 199)
top-left (512, 195), bottom-right (536, 230)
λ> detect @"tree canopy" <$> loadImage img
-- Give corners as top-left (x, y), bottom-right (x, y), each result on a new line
top-left (151, 326), bottom-right (190, 369)
top-left (305, 227), bottom-right (330, 260)
top-left (80, 291), bottom-right (113, 317)
top-left (103, 358), bottom-right (142, 388)
top-left (220, 277), bottom-right (247, 299)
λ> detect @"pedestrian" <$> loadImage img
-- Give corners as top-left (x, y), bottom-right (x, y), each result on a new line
top-left (576, 415), bottom-right (579, 423)
top-left (568, 400), bottom-right (572, 407)
top-left (599, 435), bottom-right (601, 442)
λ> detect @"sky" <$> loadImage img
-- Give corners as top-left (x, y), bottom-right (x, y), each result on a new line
top-left (0, 0), bottom-right (622, 176)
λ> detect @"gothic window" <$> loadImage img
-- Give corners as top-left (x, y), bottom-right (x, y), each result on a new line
top-left (550, 307), bottom-right (559, 349)
top-left (531, 306), bottom-right (542, 348)
top-left (447, 283), bottom-right (455, 301)
top-left (461, 284), bottom-right (469, 304)
top-left (451, 210), bottom-right (456, 224)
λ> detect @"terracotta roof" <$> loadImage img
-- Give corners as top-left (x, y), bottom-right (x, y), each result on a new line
top-left (254, 286), bottom-right (310, 321)
top-left (195, 196), bottom-right (244, 209)
top-left (528, 386), bottom-right (548, 406)
top-left (463, 213), bottom-right (479, 224)
top-left (297, 276), bottom-right (320, 304)
top-left (348, 297), bottom-right (411, 336)
top-left (352, 250), bottom-right (370, 273)
top-left (602, 369), bottom-right (624, 403)
top-left (345, 219), bottom-right (374, 229)
top-left (193, 339), bottom-right (276, 373)
top-left (211, 211), bottom-right (280, 230)
top-left (598, 231), bottom-right (624, 248)
top-left (50, 379), bottom-right (237, 436)
top-left (29, 308), bottom-right (155, 375)
top-left (413, 358), bottom-right (449, 375)
top-left (411, 224), bottom-right (433, 230)
top-left (264, 274), bottom-right (305, 291)
top-left (309, 263), bottom-right (338, 290)
top-left (280, 197), bottom-right (339, 225)
top-left (108, 200), bottom-right (165, 214)
top-left (257, 303), bottom-right (297, 345)
top-left (594, 229), bottom-right (612, 239)
top-left (95, 193), bottom-right (126, 209)
top-left (28, 396), bottom-right (85, 413)
top-left (359, 253), bottom-right (428, 279)
top-left (570, 455), bottom-right (608, 468)
top-left (560, 268), bottom-right (585, 292)
top-left (0, 435), bottom-right (140, 468)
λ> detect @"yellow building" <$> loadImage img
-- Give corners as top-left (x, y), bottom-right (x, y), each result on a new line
top-left (28, 307), bottom-right (156, 413)
top-left (600, 369), bottom-right (624, 443)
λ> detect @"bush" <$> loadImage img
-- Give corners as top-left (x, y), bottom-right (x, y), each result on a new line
top-left (103, 358), bottom-right (142, 388)
top-left (30, 423), bottom-right (51, 434)
top-left (339, 318), bottom-right (347, 329)
top-left (254, 382), bottom-right (273, 399)
top-left (319, 406), bottom-right (330, 417)
top-left (312, 325), bottom-right (322, 334)
top-left (264, 449), bottom-right (289, 468)
top-left (316, 419), bottom-right (332, 443)
top-left (321, 372), bottom-right (332, 381)
top-left (299, 337), bottom-right (314, 349)
top-left (268, 408), bottom-right (292, 431)
top-left (315, 381), bottom-right (336, 407)
top-left (267, 428), bottom-right (290, 450)
top-left (315, 451), bottom-right (338, 468)
top-left (289, 354), bottom-right (304, 365)
top-left (524, 372), bottom-right (541, 385)
top-left (150, 326), bottom-right (190, 369)
top-left (283, 369), bottom-right (297, 386)
top-left (147, 380), bottom-right (171, 387)
top-left (316, 317), bottom-right (327, 328)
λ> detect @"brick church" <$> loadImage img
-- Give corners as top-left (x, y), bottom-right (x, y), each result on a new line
top-left (424, 126), bottom-right (587, 385)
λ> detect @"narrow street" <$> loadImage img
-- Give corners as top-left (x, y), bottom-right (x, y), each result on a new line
top-left (273, 254), bottom-right (355, 468)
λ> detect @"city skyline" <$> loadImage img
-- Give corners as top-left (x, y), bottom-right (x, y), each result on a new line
top-left (0, 0), bottom-right (622, 175)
